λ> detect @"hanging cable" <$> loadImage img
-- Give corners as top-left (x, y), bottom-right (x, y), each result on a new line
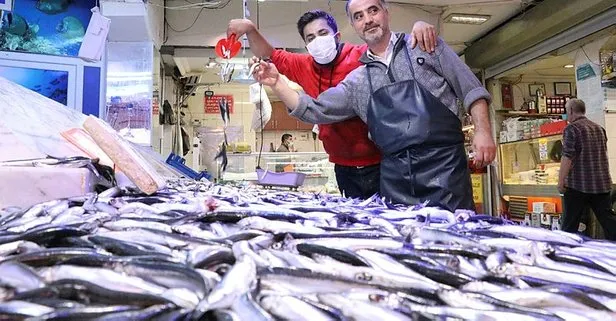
top-left (165, 7), bottom-right (205, 32)
top-left (255, 0), bottom-right (265, 170)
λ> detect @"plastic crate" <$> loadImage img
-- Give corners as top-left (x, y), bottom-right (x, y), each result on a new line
top-left (255, 169), bottom-right (306, 189)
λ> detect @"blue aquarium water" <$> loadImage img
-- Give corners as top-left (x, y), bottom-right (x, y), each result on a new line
top-left (0, 0), bottom-right (95, 57)
top-left (0, 65), bottom-right (68, 105)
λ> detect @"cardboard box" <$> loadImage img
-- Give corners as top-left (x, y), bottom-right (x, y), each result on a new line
top-left (500, 131), bottom-right (508, 143)
top-left (533, 202), bottom-right (556, 213)
top-left (507, 130), bottom-right (522, 142)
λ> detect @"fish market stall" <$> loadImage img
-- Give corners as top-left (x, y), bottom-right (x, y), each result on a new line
top-left (2, 75), bottom-right (616, 321)
top-left (2, 179), bottom-right (616, 320)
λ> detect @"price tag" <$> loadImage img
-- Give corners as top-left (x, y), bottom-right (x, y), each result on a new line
top-left (538, 138), bottom-right (548, 161)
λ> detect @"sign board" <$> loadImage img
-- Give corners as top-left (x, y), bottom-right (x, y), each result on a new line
top-left (152, 96), bottom-right (159, 115)
top-left (538, 138), bottom-right (548, 161)
top-left (471, 174), bottom-right (483, 204)
top-left (576, 63), bottom-right (596, 81)
top-left (204, 95), bottom-right (234, 114)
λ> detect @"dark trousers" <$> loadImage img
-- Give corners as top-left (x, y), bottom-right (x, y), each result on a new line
top-left (334, 164), bottom-right (380, 199)
top-left (562, 189), bottom-right (616, 240)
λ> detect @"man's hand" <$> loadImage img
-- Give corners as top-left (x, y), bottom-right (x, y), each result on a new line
top-left (251, 57), bottom-right (280, 87)
top-left (558, 181), bottom-right (566, 194)
top-left (472, 129), bottom-right (496, 168)
top-left (227, 19), bottom-right (255, 38)
top-left (410, 21), bottom-right (436, 53)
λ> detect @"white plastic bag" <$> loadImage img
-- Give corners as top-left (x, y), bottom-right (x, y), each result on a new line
top-left (78, 7), bottom-right (111, 62)
top-left (249, 83), bottom-right (272, 131)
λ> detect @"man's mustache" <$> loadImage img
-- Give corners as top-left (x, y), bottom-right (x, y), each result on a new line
top-left (364, 24), bottom-right (381, 32)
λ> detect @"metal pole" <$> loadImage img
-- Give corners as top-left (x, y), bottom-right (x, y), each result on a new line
top-left (481, 69), bottom-right (495, 216)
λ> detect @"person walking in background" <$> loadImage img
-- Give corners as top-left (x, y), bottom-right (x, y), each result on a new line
top-left (558, 98), bottom-right (616, 240)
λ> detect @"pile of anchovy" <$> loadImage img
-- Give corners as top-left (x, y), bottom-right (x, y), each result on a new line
top-left (1, 179), bottom-right (616, 321)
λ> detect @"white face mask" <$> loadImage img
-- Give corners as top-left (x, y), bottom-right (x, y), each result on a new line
top-left (306, 34), bottom-right (338, 65)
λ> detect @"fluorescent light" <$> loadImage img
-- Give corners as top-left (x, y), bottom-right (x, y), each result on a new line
top-left (444, 14), bottom-right (491, 25)
top-left (564, 64), bottom-right (574, 68)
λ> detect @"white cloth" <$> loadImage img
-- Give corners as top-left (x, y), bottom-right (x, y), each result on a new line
top-left (249, 82), bottom-right (272, 131)
top-left (78, 7), bottom-right (111, 62)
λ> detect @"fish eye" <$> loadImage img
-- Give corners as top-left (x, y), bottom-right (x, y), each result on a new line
top-left (368, 294), bottom-right (385, 302)
top-left (355, 272), bottom-right (373, 282)
top-left (271, 242), bottom-right (282, 250)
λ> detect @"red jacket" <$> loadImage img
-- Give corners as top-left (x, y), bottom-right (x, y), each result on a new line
top-left (271, 44), bottom-right (381, 167)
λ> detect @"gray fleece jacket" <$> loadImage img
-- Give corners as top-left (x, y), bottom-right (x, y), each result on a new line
top-left (289, 33), bottom-right (491, 125)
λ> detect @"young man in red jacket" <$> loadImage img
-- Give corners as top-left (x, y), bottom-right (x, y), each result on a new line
top-left (227, 11), bottom-right (436, 199)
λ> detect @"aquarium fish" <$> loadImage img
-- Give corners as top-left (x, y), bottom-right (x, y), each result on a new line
top-left (36, 0), bottom-right (72, 15)
top-left (1, 13), bottom-right (28, 37)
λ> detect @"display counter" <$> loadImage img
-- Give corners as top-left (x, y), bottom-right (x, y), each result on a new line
top-left (499, 133), bottom-right (563, 197)
top-left (222, 152), bottom-right (338, 193)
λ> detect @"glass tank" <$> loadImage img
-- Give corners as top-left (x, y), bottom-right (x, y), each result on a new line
top-left (105, 41), bottom-right (153, 146)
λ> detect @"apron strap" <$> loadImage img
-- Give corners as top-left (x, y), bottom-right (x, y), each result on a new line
top-left (401, 34), bottom-right (415, 80)
top-left (366, 65), bottom-right (374, 94)
top-left (365, 33), bottom-right (415, 93)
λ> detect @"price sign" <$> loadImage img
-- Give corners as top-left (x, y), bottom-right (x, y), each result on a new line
top-left (204, 95), bottom-right (234, 114)
top-left (538, 138), bottom-right (548, 161)
top-left (471, 174), bottom-right (483, 204)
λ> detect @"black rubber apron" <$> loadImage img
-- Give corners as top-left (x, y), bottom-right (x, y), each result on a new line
top-left (366, 39), bottom-right (474, 211)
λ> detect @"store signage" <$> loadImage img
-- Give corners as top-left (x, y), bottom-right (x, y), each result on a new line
top-left (538, 138), bottom-right (548, 161)
top-left (576, 63), bottom-right (596, 81)
top-left (204, 95), bottom-right (234, 114)
top-left (152, 97), bottom-right (159, 115)
top-left (471, 174), bottom-right (483, 204)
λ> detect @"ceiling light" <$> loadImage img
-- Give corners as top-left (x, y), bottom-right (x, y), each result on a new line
top-left (444, 14), bottom-right (491, 25)
top-left (564, 64), bottom-right (574, 68)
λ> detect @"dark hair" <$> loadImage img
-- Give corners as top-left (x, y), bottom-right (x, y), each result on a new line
top-left (282, 133), bottom-right (293, 143)
top-left (345, 0), bottom-right (388, 17)
top-left (567, 98), bottom-right (586, 114)
top-left (297, 10), bottom-right (338, 41)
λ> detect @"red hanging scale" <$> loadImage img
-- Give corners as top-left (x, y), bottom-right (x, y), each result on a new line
top-left (215, 33), bottom-right (242, 59)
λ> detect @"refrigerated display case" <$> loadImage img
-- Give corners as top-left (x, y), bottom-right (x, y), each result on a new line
top-left (499, 133), bottom-right (563, 196)
top-left (222, 152), bottom-right (338, 194)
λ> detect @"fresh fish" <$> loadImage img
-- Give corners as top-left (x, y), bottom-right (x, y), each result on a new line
top-left (191, 256), bottom-right (256, 319)
top-left (237, 216), bottom-right (325, 234)
top-left (496, 263), bottom-right (616, 295)
top-left (317, 293), bottom-right (411, 321)
top-left (297, 243), bottom-right (371, 267)
top-left (260, 295), bottom-right (335, 321)
top-left (0, 300), bottom-right (54, 318)
top-left (0, 262), bottom-right (45, 292)
top-left (230, 292), bottom-right (274, 321)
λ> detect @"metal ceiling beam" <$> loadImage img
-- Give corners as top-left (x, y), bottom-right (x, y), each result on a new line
top-left (485, 7), bottom-right (616, 79)
top-left (465, 0), bottom-right (616, 70)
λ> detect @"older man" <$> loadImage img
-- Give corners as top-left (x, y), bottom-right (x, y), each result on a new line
top-left (558, 98), bottom-right (616, 240)
top-left (253, 0), bottom-right (496, 211)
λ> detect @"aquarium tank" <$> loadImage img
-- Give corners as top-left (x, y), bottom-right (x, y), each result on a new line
top-left (0, 0), bottom-right (95, 57)
top-left (0, 65), bottom-right (68, 105)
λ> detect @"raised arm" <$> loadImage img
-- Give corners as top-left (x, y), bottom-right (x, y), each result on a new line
top-left (252, 58), bottom-right (356, 124)
top-left (227, 19), bottom-right (274, 58)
